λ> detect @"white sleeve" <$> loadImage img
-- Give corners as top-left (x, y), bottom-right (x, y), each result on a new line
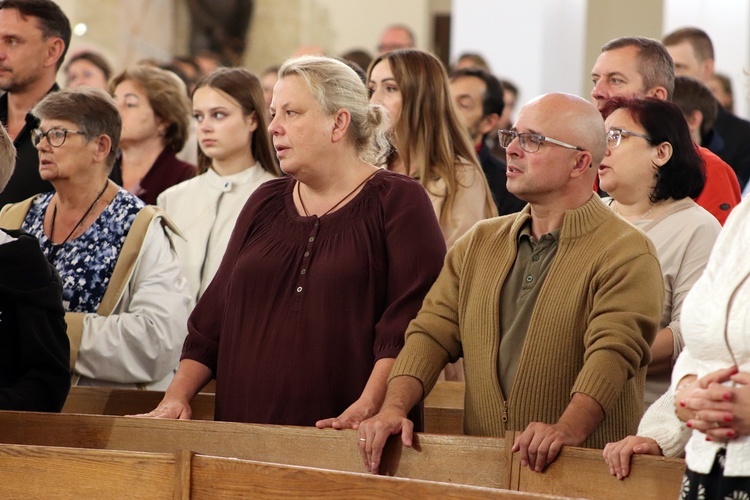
top-left (75, 217), bottom-right (191, 384)
top-left (637, 385), bottom-right (690, 458)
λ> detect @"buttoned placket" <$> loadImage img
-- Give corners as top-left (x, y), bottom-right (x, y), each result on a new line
top-left (293, 218), bottom-right (320, 311)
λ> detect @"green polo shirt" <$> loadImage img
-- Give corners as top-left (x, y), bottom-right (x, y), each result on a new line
top-left (498, 222), bottom-right (560, 398)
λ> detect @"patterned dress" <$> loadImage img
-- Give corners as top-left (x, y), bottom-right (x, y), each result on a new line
top-left (22, 189), bottom-right (143, 312)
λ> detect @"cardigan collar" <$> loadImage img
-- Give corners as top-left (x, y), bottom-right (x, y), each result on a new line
top-left (509, 194), bottom-right (611, 241)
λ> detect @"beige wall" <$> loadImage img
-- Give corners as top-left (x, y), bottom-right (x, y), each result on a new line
top-left (242, 0), bottom-right (430, 73)
top-left (584, 0), bottom-right (664, 98)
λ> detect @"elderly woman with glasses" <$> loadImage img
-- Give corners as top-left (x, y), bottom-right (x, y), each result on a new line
top-left (0, 87), bottom-right (190, 390)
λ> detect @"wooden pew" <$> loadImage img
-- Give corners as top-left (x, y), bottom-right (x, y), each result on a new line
top-left (507, 436), bottom-right (685, 500)
top-left (0, 411), bottom-right (685, 499)
top-left (61, 382), bottom-right (465, 434)
top-left (424, 380), bottom-right (464, 434)
top-left (190, 454), bottom-right (560, 499)
top-left (0, 443), bottom-right (184, 499)
top-left (0, 441), bottom-right (562, 499)
top-left (0, 411), bottom-right (511, 489)
top-left (62, 386), bottom-right (216, 420)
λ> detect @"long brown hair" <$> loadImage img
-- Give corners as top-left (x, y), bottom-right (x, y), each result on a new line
top-left (192, 68), bottom-right (280, 176)
top-left (368, 49), bottom-right (495, 224)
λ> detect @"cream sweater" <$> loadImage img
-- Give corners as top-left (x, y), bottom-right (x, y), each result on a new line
top-left (391, 195), bottom-right (664, 448)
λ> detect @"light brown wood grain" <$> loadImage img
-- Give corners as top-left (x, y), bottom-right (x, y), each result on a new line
top-left (0, 443), bottom-right (176, 499)
top-left (507, 433), bottom-right (685, 500)
top-left (0, 411), bottom-right (509, 488)
top-left (189, 454), bottom-right (563, 500)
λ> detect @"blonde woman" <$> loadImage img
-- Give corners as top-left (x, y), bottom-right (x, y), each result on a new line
top-left (141, 56), bottom-right (445, 427)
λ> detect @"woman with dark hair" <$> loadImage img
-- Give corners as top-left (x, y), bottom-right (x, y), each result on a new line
top-left (110, 66), bottom-right (197, 204)
top-left (157, 68), bottom-right (281, 307)
top-left (598, 96), bottom-right (720, 409)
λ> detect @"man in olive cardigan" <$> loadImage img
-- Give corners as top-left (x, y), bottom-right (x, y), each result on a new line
top-left (358, 93), bottom-right (664, 474)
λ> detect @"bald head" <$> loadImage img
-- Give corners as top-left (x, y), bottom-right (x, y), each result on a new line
top-left (524, 93), bottom-right (606, 168)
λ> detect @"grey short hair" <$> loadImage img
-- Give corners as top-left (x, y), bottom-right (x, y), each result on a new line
top-left (32, 87), bottom-right (122, 169)
top-left (601, 36), bottom-right (675, 100)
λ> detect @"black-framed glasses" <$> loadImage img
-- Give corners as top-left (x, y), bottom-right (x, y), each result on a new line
top-left (606, 128), bottom-right (652, 149)
top-left (498, 129), bottom-right (585, 154)
top-left (31, 127), bottom-right (87, 148)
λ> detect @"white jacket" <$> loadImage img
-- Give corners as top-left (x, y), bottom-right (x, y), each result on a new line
top-left (157, 165), bottom-right (277, 307)
top-left (71, 215), bottom-right (191, 390)
top-left (670, 196), bottom-right (750, 476)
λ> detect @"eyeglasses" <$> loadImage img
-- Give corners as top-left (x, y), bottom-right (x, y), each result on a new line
top-left (606, 128), bottom-right (651, 149)
top-left (31, 127), bottom-right (87, 148)
top-left (498, 130), bottom-right (585, 154)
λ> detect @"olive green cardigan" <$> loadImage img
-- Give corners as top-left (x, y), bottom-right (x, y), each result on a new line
top-left (391, 195), bottom-right (664, 448)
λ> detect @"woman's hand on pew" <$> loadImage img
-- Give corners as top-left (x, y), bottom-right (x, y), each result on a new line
top-left (602, 435), bottom-right (662, 480)
top-left (315, 398), bottom-right (377, 430)
top-left (131, 399), bottom-right (193, 420)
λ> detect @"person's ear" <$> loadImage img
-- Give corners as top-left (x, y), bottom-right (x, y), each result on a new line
top-left (331, 108), bottom-right (351, 143)
top-left (44, 37), bottom-right (65, 69)
top-left (245, 111), bottom-right (259, 133)
top-left (478, 113), bottom-right (500, 136)
top-left (645, 86), bottom-right (669, 101)
top-left (92, 134), bottom-right (113, 162)
top-left (570, 150), bottom-right (593, 178)
top-left (652, 141), bottom-right (673, 167)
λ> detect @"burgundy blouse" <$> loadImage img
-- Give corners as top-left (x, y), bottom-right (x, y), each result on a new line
top-left (182, 169), bottom-right (446, 425)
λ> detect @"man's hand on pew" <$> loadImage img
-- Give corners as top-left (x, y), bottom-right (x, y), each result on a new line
top-left (356, 375), bottom-right (424, 474)
top-left (357, 408), bottom-right (414, 474)
top-left (131, 399), bottom-right (192, 420)
top-left (512, 392), bottom-right (604, 473)
top-left (602, 435), bottom-right (662, 480)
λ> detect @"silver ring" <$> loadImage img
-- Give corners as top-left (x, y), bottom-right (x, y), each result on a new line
top-left (713, 421), bottom-right (721, 429)
top-left (359, 438), bottom-right (366, 442)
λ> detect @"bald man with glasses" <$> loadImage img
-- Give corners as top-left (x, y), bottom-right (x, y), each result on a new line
top-left (357, 93), bottom-right (663, 475)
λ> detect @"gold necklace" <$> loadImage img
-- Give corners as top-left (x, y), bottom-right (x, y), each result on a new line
top-left (297, 170), bottom-right (378, 217)
top-left (613, 200), bottom-right (658, 223)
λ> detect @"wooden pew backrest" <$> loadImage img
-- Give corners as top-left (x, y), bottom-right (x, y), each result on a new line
top-left (0, 411), bottom-right (510, 489)
top-left (0, 443), bottom-right (179, 499)
top-left (509, 443), bottom-right (685, 500)
top-left (191, 454), bottom-right (551, 500)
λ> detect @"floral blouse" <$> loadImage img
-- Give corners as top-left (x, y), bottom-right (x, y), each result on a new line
top-left (22, 189), bottom-right (143, 313)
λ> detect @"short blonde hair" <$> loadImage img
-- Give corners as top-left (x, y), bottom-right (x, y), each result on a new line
top-left (279, 55), bottom-right (390, 165)
top-left (110, 65), bottom-right (192, 151)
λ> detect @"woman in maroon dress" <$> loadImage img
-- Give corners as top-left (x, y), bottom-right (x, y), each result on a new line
top-left (141, 56), bottom-right (446, 428)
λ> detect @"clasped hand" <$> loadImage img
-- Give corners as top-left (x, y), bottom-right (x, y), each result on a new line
top-left (678, 366), bottom-right (750, 441)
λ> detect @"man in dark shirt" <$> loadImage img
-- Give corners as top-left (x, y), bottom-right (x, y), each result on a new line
top-left (663, 27), bottom-right (750, 189)
top-left (0, 0), bottom-right (70, 207)
top-left (450, 67), bottom-right (525, 215)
